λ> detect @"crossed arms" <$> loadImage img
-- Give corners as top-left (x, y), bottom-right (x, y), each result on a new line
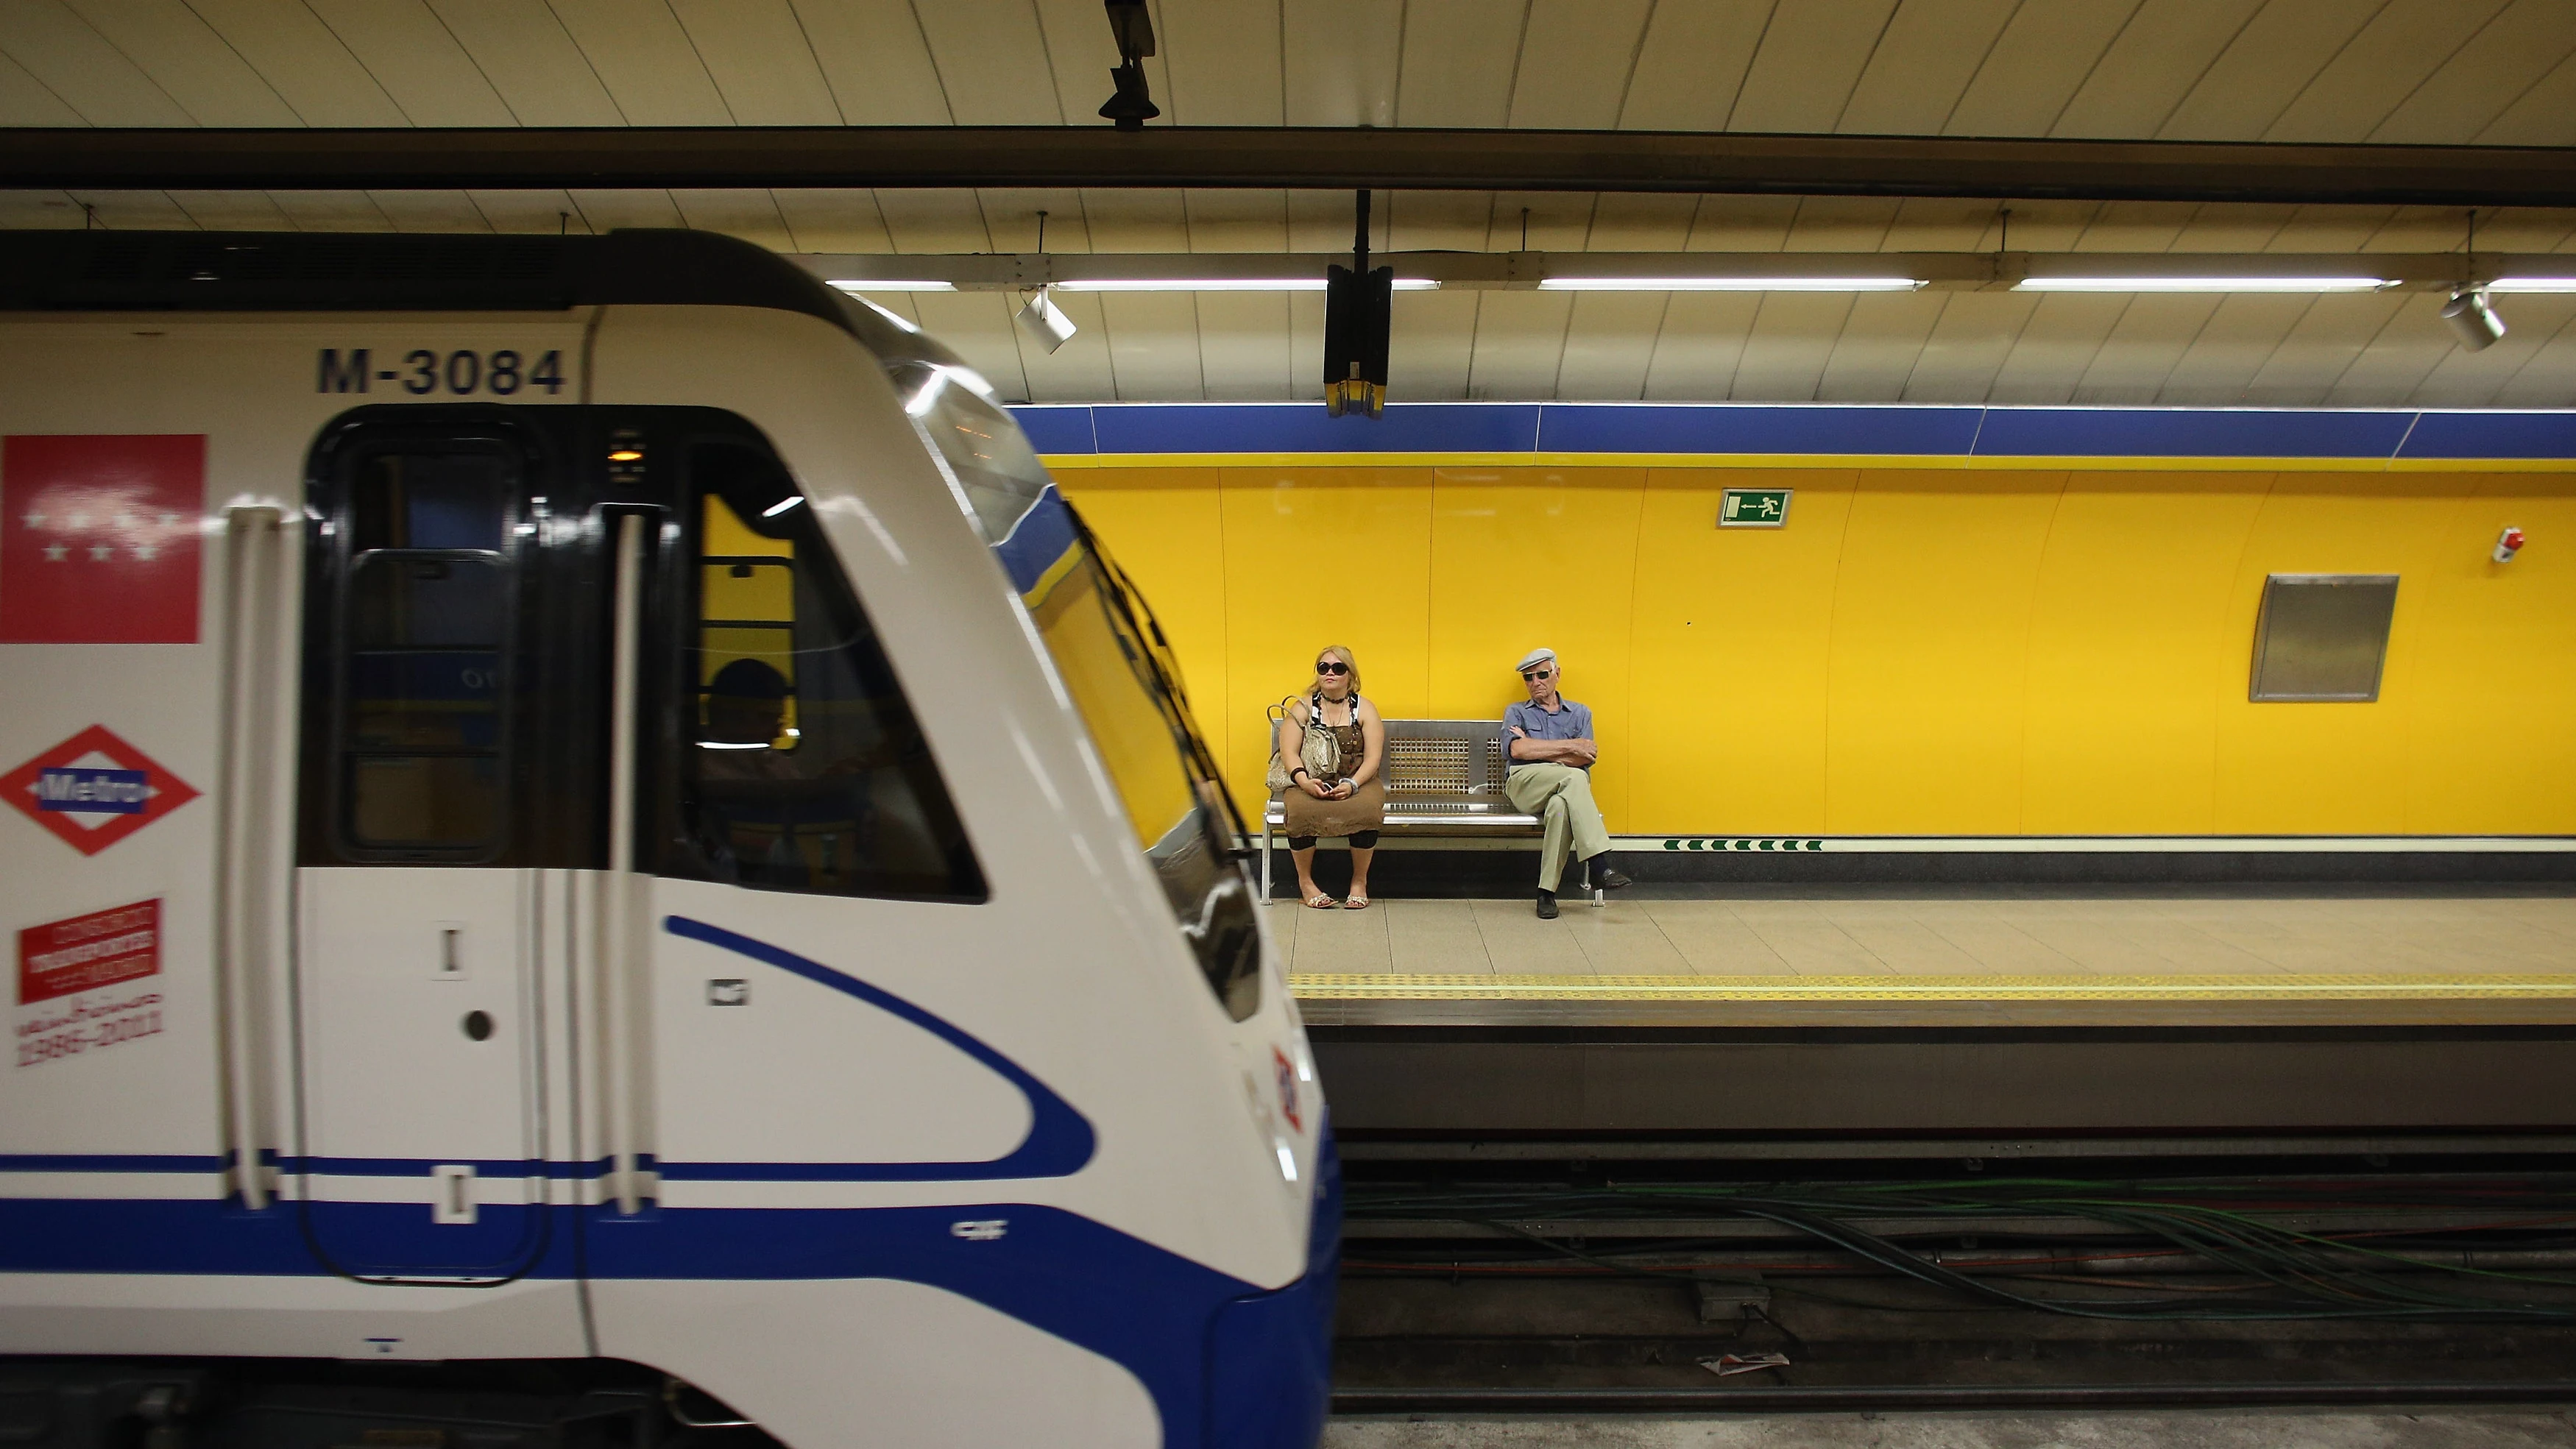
top-left (1508, 726), bottom-right (1598, 768)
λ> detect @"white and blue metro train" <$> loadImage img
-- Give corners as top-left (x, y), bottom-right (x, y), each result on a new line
top-left (0, 230), bottom-right (1332, 1449)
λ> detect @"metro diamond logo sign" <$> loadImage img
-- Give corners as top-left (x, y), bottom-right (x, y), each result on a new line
top-left (1, 726), bottom-right (200, 856)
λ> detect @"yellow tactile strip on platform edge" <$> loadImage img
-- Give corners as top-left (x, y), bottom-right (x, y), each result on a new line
top-left (1287, 973), bottom-right (2576, 1002)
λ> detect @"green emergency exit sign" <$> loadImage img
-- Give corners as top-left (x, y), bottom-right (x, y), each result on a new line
top-left (1719, 488), bottom-right (1792, 528)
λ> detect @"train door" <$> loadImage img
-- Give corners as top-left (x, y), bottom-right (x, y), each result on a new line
top-left (292, 408), bottom-right (587, 1283)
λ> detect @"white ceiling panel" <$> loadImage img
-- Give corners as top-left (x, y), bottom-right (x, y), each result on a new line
top-left (2326, 295), bottom-right (2455, 405)
top-left (1554, 291), bottom-right (1667, 400)
top-left (2157, 293), bottom-right (2323, 404)
top-left (2165, 202), bottom-right (2296, 253)
top-left (1814, 288), bottom-right (1947, 400)
top-left (1900, 293), bottom-right (2040, 401)
top-left (2368, 0), bottom-right (2576, 145)
top-left (2478, 49), bottom-right (2576, 146)
top-left (1727, 0), bottom-right (1900, 135)
top-left (1942, 0), bottom-right (2139, 138)
top-left (0, 49), bottom-right (78, 124)
top-left (1781, 197), bottom-right (1903, 252)
top-left (667, 189), bottom-right (796, 250)
top-left (426, 0), bottom-right (625, 126)
top-left (1386, 288), bottom-right (1479, 400)
top-left (916, 0), bottom-right (1069, 125)
top-left (1158, 0), bottom-right (1282, 125)
top-left (263, 190), bottom-right (395, 230)
top-left (1505, 0), bottom-right (1652, 131)
top-left (2065, 201), bottom-right (2197, 252)
top-left (2493, 310), bottom-right (2576, 407)
top-left (771, 188), bottom-right (895, 252)
top-left (564, 188), bottom-right (688, 231)
top-left (790, 0), bottom-right (952, 124)
top-left (463, 189), bottom-right (594, 233)
top-left (1282, 0), bottom-right (1400, 126)
top-left (1682, 196), bottom-right (1800, 252)
top-left (871, 188), bottom-right (994, 252)
top-left (1640, 292), bottom-right (1763, 400)
top-left (1729, 291), bottom-right (1857, 400)
top-left (2156, 0), bottom-right (2379, 141)
top-left (2260, 0), bottom-right (2505, 143)
top-left (1183, 189), bottom-right (1290, 251)
top-left (2240, 293), bottom-right (2406, 405)
top-left (1880, 197), bottom-right (2003, 251)
top-left (672, 0), bottom-right (843, 126)
top-left (1097, 292), bottom-right (1206, 398)
top-left (1986, 293), bottom-right (2129, 404)
top-left (2050, 0), bottom-right (2265, 140)
top-left (305, 0), bottom-right (513, 127)
top-left (0, 1), bottom-right (195, 125)
top-left (970, 188), bottom-right (1090, 251)
top-left (546, 0), bottom-right (735, 126)
top-left (1463, 291), bottom-right (1574, 400)
top-left (1080, 189), bottom-right (1192, 251)
top-left (1393, 0), bottom-right (1520, 128)
top-left (1381, 190), bottom-right (1490, 252)
top-left (1581, 194), bottom-right (1696, 251)
top-left (1285, 288), bottom-right (1327, 399)
top-left (1835, 0), bottom-right (2019, 135)
top-left (184, 0), bottom-right (406, 126)
top-left (162, 188), bottom-right (295, 230)
top-left (366, 189), bottom-right (494, 231)
top-left (1618, 0), bottom-right (1770, 131)
top-left (2071, 295), bottom-right (2218, 403)
top-left (1193, 290), bottom-right (1296, 398)
top-left (63, 0), bottom-right (301, 125)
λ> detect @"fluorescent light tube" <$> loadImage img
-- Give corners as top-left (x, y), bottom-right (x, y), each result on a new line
top-left (1051, 277), bottom-right (1440, 291)
top-left (828, 279), bottom-right (957, 292)
top-left (2016, 277), bottom-right (2393, 292)
top-left (2484, 278), bottom-right (2576, 293)
top-left (1538, 277), bottom-right (1924, 291)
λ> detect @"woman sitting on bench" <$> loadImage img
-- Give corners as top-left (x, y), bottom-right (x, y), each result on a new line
top-left (1277, 645), bottom-right (1387, 910)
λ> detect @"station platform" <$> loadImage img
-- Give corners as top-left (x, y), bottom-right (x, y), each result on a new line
top-left (1275, 885), bottom-right (2576, 1029)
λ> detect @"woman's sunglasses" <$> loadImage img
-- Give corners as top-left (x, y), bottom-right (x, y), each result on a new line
top-left (1315, 661), bottom-right (1351, 676)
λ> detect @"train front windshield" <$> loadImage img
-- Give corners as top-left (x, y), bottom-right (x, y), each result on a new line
top-left (892, 360), bottom-right (1264, 1020)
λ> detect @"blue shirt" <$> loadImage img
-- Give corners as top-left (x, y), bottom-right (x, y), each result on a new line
top-left (1501, 698), bottom-right (1593, 773)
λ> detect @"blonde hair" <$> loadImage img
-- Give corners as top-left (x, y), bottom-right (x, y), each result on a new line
top-left (1312, 644), bottom-right (1361, 696)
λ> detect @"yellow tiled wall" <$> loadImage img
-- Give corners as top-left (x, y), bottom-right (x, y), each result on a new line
top-left (1059, 463), bottom-right (2576, 837)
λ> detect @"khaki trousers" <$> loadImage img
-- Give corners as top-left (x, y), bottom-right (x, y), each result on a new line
top-left (1504, 762), bottom-right (1610, 892)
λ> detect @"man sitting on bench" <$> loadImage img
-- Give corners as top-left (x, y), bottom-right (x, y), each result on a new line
top-left (1502, 647), bottom-right (1632, 918)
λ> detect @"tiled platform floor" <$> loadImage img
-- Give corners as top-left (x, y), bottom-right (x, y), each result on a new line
top-left (1270, 887), bottom-right (2576, 1026)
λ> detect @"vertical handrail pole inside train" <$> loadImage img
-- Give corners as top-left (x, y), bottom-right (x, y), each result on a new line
top-left (213, 504), bottom-right (284, 1210)
top-left (604, 512), bottom-right (647, 1214)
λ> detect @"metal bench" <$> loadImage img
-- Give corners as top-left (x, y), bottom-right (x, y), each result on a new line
top-left (1259, 718), bottom-right (1605, 906)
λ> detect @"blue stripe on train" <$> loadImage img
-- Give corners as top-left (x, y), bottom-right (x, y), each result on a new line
top-left (0, 1188), bottom-right (1334, 1449)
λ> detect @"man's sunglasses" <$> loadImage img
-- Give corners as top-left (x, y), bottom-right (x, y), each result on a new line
top-left (1315, 661), bottom-right (1351, 676)
top-left (1521, 667), bottom-right (1554, 681)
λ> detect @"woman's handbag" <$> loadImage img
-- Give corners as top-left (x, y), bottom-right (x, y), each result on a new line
top-left (1265, 694), bottom-right (1344, 793)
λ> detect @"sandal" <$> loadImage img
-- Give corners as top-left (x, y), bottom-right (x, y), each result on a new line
top-left (1343, 893), bottom-right (1371, 910)
top-left (1303, 892), bottom-right (1339, 910)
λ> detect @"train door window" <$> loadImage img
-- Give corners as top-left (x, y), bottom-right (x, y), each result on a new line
top-left (664, 438), bottom-right (985, 901)
top-left (331, 444), bottom-right (518, 855)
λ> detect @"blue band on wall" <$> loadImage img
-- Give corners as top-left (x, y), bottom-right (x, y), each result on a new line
top-left (1011, 401), bottom-right (2576, 463)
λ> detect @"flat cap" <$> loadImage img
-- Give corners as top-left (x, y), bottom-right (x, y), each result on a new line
top-left (1514, 646), bottom-right (1556, 673)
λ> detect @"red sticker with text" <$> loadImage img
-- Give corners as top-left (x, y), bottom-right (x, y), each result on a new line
top-left (19, 899), bottom-right (160, 1005)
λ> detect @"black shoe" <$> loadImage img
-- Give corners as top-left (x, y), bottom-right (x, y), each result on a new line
top-left (1588, 856), bottom-right (1633, 890)
top-left (1535, 889), bottom-right (1559, 920)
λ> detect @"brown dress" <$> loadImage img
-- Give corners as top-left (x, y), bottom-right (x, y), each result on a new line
top-left (1281, 692), bottom-right (1387, 841)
